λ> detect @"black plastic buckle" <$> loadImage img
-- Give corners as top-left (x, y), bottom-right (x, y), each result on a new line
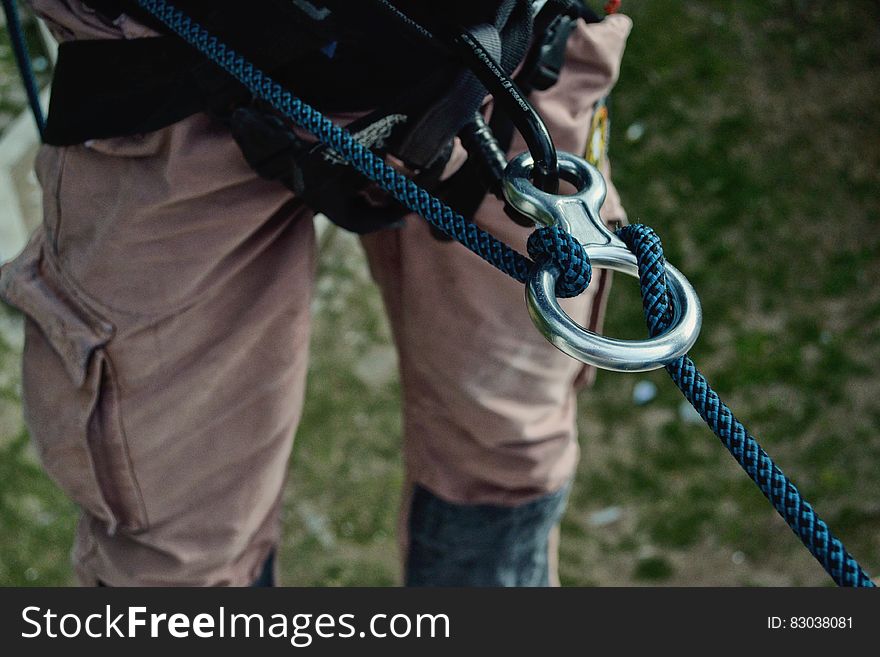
top-left (528, 14), bottom-right (578, 91)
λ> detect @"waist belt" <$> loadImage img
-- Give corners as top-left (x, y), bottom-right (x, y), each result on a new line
top-left (46, 0), bottom-right (454, 146)
top-left (41, 0), bottom-right (574, 234)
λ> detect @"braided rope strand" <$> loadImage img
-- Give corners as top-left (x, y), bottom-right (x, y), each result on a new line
top-left (526, 225), bottom-right (592, 298)
top-left (618, 224), bottom-right (875, 587)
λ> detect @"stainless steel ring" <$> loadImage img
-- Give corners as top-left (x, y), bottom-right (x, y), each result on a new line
top-left (504, 151), bottom-right (703, 372)
top-left (526, 254), bottom-right (701, 372)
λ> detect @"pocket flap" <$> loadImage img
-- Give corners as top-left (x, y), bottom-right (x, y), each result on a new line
top-left (0, 233), bottom-right (113, 386)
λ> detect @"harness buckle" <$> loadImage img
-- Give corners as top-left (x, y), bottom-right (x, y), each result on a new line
top-left (503, 152), bottom-right (703, 372)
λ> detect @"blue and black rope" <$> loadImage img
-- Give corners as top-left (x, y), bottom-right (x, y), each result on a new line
top-left (136, 0), bottom-right (873, 586)
top-left (618, 224), bottom-right (875, 588)
top-left (1, 0), bottom-right (46, 138)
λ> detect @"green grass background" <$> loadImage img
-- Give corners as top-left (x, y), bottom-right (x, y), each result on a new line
top-left (1, 0), bottom-right (878, 586)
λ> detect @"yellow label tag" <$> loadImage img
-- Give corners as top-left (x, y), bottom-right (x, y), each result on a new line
top-left (586, 98), bottom-right (610, 169)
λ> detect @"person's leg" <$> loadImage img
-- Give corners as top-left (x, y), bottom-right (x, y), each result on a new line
top-left (362, 14), bottom-right (632, 586)
top-left (362, 194), bottom-right (605, 587)
top-left (1, 107), bottom-right (315, 585)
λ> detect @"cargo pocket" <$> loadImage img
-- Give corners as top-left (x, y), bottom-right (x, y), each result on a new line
top-left (0, 234), bottom-right (149, 534)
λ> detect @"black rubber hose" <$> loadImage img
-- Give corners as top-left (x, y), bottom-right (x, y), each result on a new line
top-left (458, 112), bottom-right (508, 195)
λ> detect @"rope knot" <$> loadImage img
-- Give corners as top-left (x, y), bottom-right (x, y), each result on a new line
top-left (526, 225), bottom-right (592, 298)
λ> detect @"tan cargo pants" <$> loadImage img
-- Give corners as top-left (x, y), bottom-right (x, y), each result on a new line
top-left (0, 2), bottom-right (631, 585)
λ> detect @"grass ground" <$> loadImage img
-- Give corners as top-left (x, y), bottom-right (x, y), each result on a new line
top-left (1, 0), bottom-right (878, 586)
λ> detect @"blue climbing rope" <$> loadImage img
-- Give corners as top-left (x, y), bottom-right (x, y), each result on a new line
top-left (136, 0), bottom-right (873, 586)
top-left (618, 224), bottom-right (875, 588)
top-left (135, 0), bottom-right (591, 299)
top-left (1, 0), bottom-right (46, 139)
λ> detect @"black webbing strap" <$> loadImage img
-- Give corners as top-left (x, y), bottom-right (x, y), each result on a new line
top-left (390, 0), bottom-right (535, 170)
top-left (44, 38), bottom-right (238, 144)
top-left (44, 0), bottom-right (447, 145)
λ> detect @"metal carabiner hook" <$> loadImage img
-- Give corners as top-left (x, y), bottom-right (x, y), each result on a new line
top-left (503, 152), bottom-right (703, 372)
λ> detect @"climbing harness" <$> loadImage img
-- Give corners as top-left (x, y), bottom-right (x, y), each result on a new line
top-left (33, 0), bottom-right (577, 233)
top-left (3, 0), bottom-right (874, 586)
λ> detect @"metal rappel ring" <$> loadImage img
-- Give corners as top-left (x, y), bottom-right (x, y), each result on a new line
top-left (503, 151), bottom-right (703, 372)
